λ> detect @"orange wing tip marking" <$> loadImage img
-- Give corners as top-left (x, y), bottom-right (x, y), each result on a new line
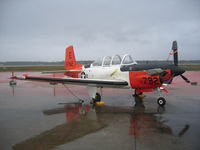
top-left (10, 76), bottom-right (17, 79)
top-left (10, 75), bottom-right (26, 80)
top-left (22, 74), bottom-right (29, 77)
top-left (16, 76), bottom-right (26, 79)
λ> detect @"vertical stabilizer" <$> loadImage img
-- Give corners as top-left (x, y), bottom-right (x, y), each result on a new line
top-left (65, 45), bottom-right (83, 70)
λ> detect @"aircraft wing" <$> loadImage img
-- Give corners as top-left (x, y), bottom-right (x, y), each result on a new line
top-left (11, 75), bottom-right (128, 88)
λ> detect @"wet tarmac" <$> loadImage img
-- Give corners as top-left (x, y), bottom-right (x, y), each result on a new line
top-left (0, 72), bottom-right (200, 150)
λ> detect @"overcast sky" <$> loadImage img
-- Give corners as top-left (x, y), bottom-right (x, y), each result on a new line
top-left (0, 0), bottom-right (200, 61)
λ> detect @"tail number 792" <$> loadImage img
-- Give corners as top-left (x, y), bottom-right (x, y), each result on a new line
top-left (142, 77), bottom-right (160, 85)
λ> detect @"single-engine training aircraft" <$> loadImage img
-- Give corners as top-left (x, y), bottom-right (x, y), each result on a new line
top-left (11, 41), bottom-right (191, 106)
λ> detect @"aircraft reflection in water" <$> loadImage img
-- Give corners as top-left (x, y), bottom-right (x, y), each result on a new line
top-left (42, 100), bottom-right (190, 148)
top-left (13, 98), bottom-right (190, 150)
top-left (129, 100), bottom-right (171, 137)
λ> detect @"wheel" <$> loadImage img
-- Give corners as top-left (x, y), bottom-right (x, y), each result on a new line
top-left (157, 97), bottom-right (166, 107)
top-left (94, 93), bottom-right (101, 102)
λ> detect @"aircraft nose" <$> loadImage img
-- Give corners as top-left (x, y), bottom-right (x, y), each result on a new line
top-left (171, 66), bottom-right (185, 76)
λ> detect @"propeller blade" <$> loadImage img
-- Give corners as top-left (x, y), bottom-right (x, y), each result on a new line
top-left (172, 41), bottom-right (178, 66)
top-left (180, 75), bottom-right (190, 83)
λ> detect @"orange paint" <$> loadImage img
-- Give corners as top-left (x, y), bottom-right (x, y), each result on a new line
top-left (129, 71), bottom-right (161, 89)
top-left (64, 45), bottom-right (83, 78)
top-left (65, 45), bottom-right (83, 71)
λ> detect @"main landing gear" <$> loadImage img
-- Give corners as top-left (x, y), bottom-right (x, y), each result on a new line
top-left (133, 91), bottom-right (146, 105)
top-left (91, 92), bottom-right (105, 106)
top-left (93, 93), bottom-right (101, 103)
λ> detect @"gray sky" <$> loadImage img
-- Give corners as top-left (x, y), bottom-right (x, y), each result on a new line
top-left (0, 0), bottom-right (200, 61)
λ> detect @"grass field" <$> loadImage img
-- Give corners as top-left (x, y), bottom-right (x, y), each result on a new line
top-left (0, 66), bottom-right (64, 72)
top-left (0, 65), bottom-right (200, 72)
top-left (179, 65), bottom-right (200, 71)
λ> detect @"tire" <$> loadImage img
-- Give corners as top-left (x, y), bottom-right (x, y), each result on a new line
top-left (157, 97), bottom-right (166, 107)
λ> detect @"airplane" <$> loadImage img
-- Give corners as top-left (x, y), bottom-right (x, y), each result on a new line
top-left (10, 41), bottom-right (191, 107)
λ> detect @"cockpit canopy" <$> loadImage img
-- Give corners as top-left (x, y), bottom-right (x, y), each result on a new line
top-left (112, 55), bottom-right (122, 65)
top-left (91, 54), bottom-right (137, 67)
top-left (103, 56), bottom-right (112, 67)
top-left (121, 54), bottom-right (135, 65)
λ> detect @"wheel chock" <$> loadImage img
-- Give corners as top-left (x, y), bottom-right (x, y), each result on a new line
top-left (95, 101), bottom-right (105, 106)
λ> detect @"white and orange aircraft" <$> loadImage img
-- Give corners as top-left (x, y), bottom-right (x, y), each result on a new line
top-left (11, 41), bottom-right (190, 106)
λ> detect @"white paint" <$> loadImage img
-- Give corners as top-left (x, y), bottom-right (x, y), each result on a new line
top-left (83, 65), bottom-right (130, 88)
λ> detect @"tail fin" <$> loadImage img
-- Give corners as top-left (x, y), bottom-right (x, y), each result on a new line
top-left (172, 41), bottom-right (178, 66)
top-left (65, 45), bottom-right (83, 70)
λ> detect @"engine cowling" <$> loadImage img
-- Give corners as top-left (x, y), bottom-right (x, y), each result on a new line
top-left (129, 70), bottom-right (172, 89)
top-left (129, 71), bottom-right (162, 89)
top-left (159, 69), bottom-right (172, 83)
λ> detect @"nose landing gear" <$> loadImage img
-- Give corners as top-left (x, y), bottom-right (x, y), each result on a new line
top-left (157, 97), bottom-right (166, 107)
top-left (156, 88), bottom-right (166, 107)
top-left (134, 89), bottom-right (167, 107)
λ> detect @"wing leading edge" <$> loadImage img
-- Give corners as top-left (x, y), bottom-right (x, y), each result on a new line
top-left (11, 75), bottom-right (128, 88)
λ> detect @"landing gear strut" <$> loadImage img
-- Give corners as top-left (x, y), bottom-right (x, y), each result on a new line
top-left (133, 90), bottom-right (146, 106)
top-left (133, 91), bottom-right (146, 99)
top-left (134, 89), bottom-right (166, 107)
top-left (91, 92), bottom-right (105, 106)
top-left (93, 92), bottom-right (101, 103)
top-left (157, 97), bottom-right (166, 107)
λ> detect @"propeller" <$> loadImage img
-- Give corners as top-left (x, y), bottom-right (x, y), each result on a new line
top-left (163, 41), bottom-right (195, 85)
top-left (160, 71), bottom-right (191, 85)
top-left (180, 74), bottom-right (190, 83)
top-left (162, 74), bottom-right (191, 84)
